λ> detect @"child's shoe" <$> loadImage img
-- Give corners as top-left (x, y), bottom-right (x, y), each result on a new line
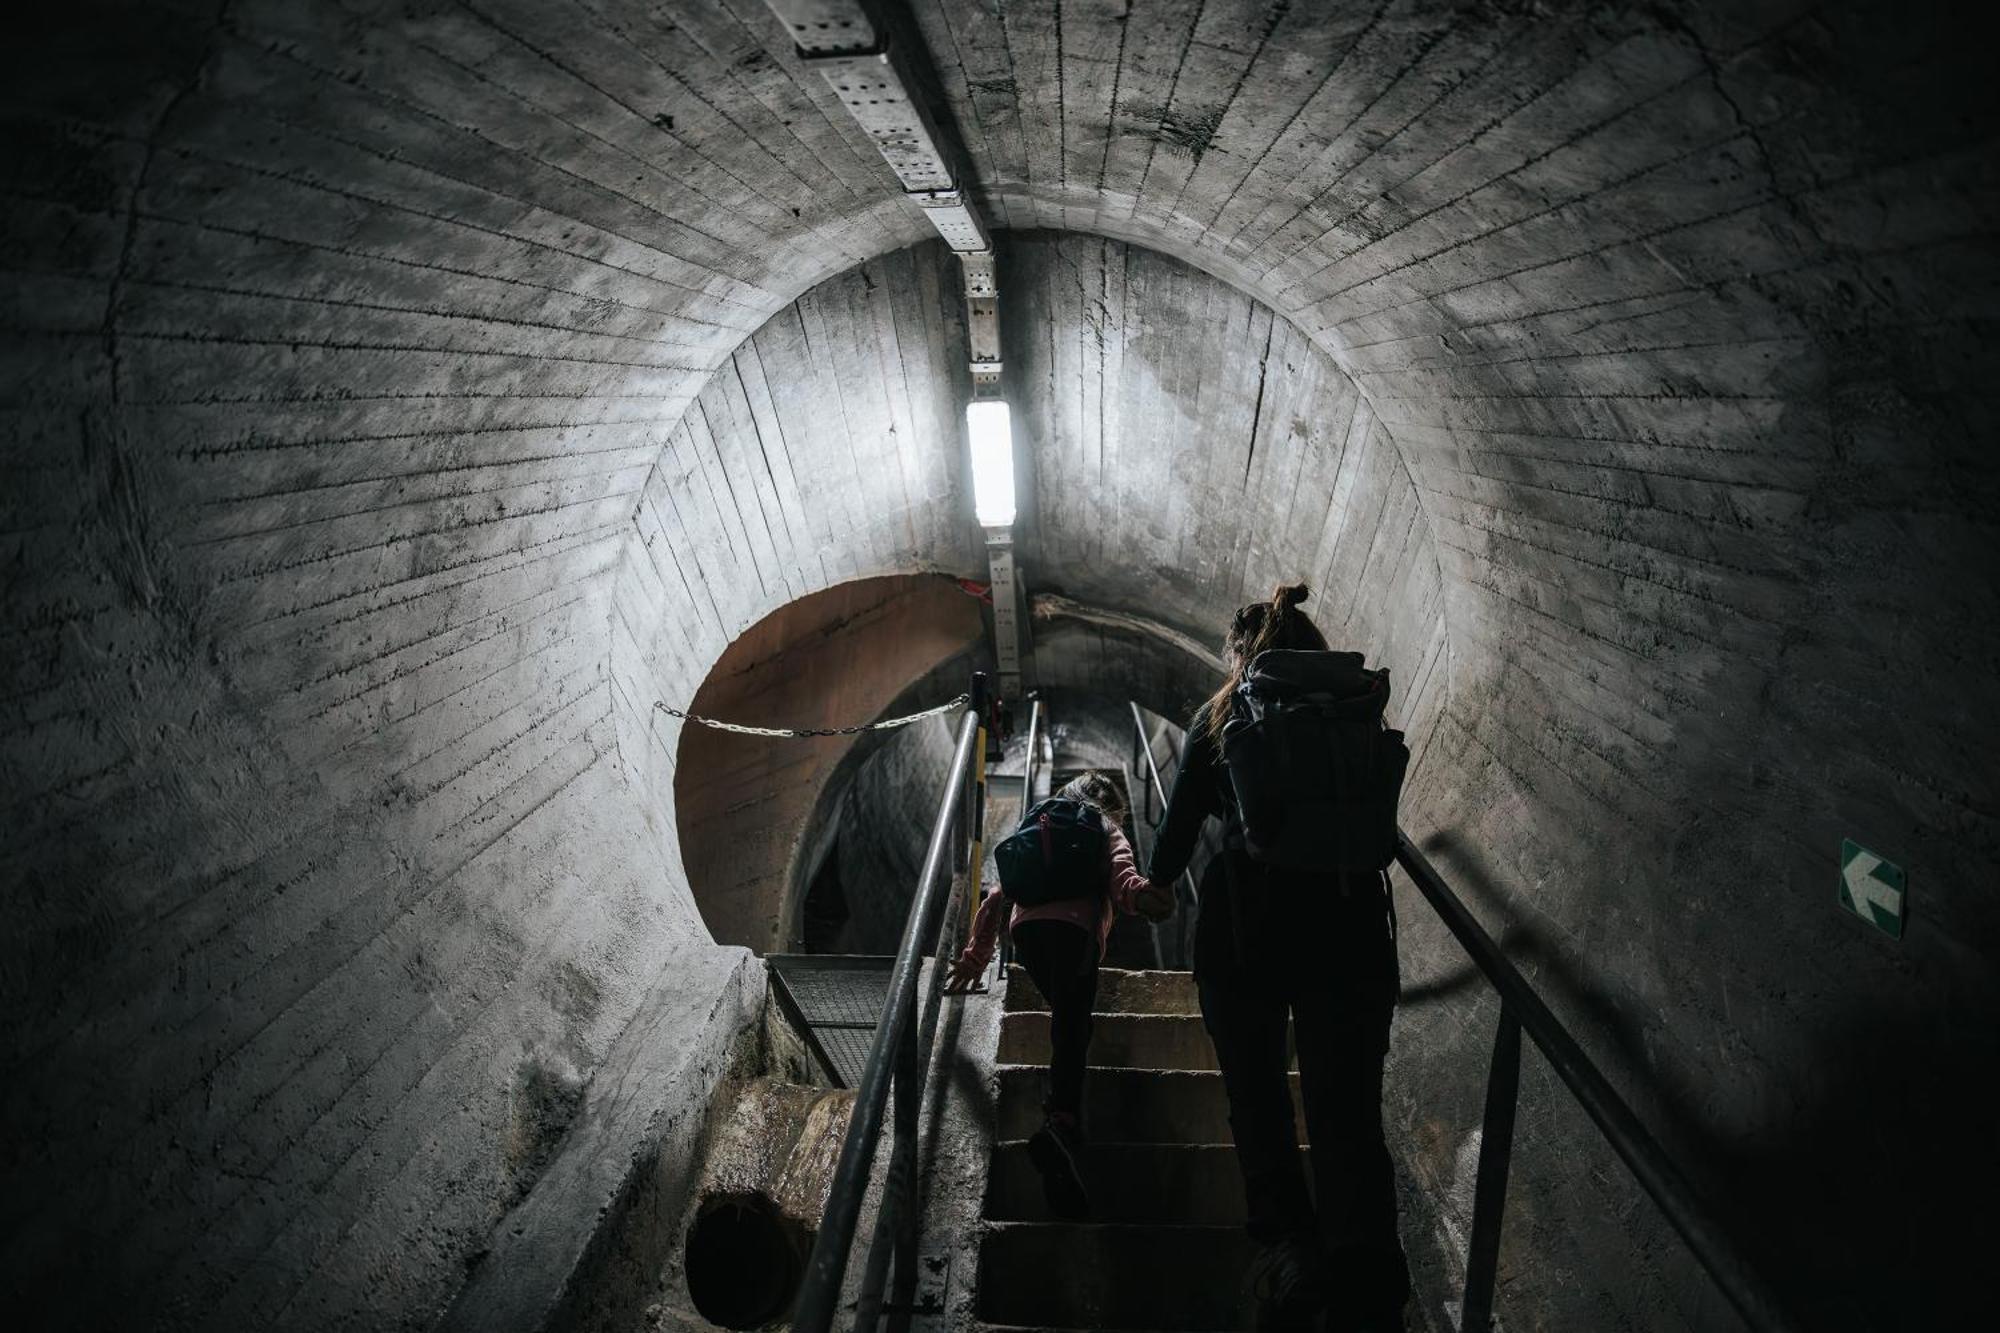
top-left (1026, 1111), bottom-right (1089, 1219)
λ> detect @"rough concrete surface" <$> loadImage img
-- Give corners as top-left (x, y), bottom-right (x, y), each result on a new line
top-left (441, 946), bottom-right (759, 1333)
top-left (4, 1), bottom-right (1996, 1329)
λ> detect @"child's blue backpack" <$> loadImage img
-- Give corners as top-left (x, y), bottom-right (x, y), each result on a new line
top-left (993, 798), bottom-right (1110, 906)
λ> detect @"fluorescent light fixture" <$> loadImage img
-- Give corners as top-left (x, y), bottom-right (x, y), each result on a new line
top-left (966, 399), bottom-right (1016, 526)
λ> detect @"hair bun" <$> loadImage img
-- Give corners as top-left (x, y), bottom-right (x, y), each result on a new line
top-left (1272, 582), bottom-right (1311, 611)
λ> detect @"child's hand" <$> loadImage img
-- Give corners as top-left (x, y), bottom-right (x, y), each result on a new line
top-left (944, 953), bottom-right (988, 994)
top-left (1135, 881), bottom-right (1176, 922)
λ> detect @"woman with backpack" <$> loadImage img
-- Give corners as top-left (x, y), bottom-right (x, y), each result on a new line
top-left (945, 770), bottom-right (1174, 1218)
top-left (1146, 582), bottom-right (1411, 1333)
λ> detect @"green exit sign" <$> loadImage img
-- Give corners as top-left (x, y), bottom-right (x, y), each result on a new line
top-left (1838, 839), bottom-right (1906, 940)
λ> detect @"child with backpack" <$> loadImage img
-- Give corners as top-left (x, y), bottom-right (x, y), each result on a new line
top-left (945, 770), bottom-right (1174, 1217)
top-left (1146, 582), bottom-right (1411, 1333)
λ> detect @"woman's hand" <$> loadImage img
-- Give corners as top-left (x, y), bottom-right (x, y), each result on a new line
top-left (1134, 879), bottom-right (1176, 922)
top-left (944, 952), bottom-right (988, 994)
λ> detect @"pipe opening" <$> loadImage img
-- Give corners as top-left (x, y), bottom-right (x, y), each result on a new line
top-left (684, 1192), bottom-right (805, 1329)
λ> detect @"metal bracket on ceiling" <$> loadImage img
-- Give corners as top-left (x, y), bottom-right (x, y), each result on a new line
top-left (764, 1), bottom-right (1024, 690)
top-left (916, 188), bottom-right (990, 255)
top-left (962, 252), bottom-right (1003, 394)
top-left (764, 0), bottom-right (986, 251)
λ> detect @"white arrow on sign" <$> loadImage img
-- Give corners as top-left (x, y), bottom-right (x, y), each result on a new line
top-left (1843, 850), bottom-right (1903, 924)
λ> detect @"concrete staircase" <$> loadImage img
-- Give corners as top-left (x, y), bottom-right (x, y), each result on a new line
top-left (976, 964), bottom-right (1299, 1331)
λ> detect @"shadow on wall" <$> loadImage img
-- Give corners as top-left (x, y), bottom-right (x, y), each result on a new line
top-left (1419, 831), bottom-right (1990, 1331)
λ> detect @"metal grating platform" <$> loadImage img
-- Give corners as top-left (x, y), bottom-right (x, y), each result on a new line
top-left (767, 954), bottom-right (894, 1087)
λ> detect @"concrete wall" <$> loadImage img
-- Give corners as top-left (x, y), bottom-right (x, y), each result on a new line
top-left (1, 3), bottom-right (940, 1325)
top-left (1004, 231), bottom-right (1450, 752)
top-left (4, 0), bottom-right (1994, 1328)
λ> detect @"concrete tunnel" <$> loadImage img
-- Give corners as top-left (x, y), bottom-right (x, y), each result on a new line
top-left (2, 0), bottom-right (1995, 1329)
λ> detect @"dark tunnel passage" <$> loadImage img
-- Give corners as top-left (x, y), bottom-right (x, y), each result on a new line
top-left (3, 1), bottom-right (1997, 1330)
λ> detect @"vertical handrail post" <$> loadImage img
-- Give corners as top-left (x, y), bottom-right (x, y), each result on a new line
top-left (885, 988), bottom-right (922, 1333)
top-left (965, 673), bottom-right (990, 939)
top-left (1129, 701), bottom-right (1198, 967)
top-left (1022, 693), bottom-right (1042, 804)
top-left (1004, 695), bottom-right (1042, 972)
top-left (1461, 1006), bottom-right (1522, 1331)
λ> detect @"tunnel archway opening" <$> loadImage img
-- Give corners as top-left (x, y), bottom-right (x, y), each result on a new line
top-left (672, 574), bottom-right (986, 953)
top-left (682, 1192), bottom-right (806, 1330)
top-left (798, 837), bottom-right (852, 955)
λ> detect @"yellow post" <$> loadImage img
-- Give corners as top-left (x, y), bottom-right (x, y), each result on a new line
top-left (966, 722), bottom-right (989, 939)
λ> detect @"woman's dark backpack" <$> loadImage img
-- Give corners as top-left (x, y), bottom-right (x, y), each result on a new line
top-left (993, 798), bottom-right (1110, 906)
top-left (1221, 649), bottom-right (1409, 872)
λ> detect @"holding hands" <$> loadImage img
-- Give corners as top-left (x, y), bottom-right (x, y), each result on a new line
top-left (1134, 878), bottom-right (1176, 922)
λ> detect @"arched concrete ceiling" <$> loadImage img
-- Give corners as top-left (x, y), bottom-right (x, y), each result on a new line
top-left (621, 234), bottom-right (1444, 898)
top-left (4, 1), bottom-right (1995, 1328)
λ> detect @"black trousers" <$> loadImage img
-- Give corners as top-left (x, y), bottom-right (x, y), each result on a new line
top-left (1012, 919), bottom-right (1100, 1119)
top-left (1197, 862), bottom-right (1408, 1308)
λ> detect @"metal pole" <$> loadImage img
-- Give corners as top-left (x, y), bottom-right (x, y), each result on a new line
top-left (849, 1175), bottom-right (898, 1333)
top-left (1460, 1007), bottom-right (1521, 1331)
top-left (791, 710), bottom-right (979, 1333)
top-left (965, 673), bottom-right (990, 940)
top-left (1003, 695), bottom-right (1042, 973)
top-left (1130, 701), bottom-right (1198, 969)
top-left (1022, 694), bottom-right (1042, 805)
top-left (852, 994), bottom-right (925, 1333)
top-left (1129, 702), bottom-right (1166, 816)
top-left (887, 990), bottom-right (921, 1332)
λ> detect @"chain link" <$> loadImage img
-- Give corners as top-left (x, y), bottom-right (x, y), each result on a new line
top-left (652, 692), bottom-right (971, 739)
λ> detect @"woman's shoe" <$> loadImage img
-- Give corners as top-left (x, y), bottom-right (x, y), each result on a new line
top-left (1248, 1234), bottom-right (1330, 1330)
top-left (1026, 1113), bottom-right (1089, 1220)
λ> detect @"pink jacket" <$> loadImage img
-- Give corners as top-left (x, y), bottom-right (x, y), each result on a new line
top-left (959, 824), bottom-right (1150, 970)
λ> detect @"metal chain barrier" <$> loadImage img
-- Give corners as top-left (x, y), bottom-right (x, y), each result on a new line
top-left (651, 692), bottom-right (970, 739)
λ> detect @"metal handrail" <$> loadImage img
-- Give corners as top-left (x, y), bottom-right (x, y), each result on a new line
top-left (1021, 694), bottom-right (1042, 807)
top-left (1391, 834), bottom-right (1800, 1332)
top-left (791, 702), bottom-right (982, 1332)
top-left (1129, 702), bottom-right (1197, 966)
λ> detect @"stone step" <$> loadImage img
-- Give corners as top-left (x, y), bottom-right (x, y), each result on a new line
top-left (999, 1011), bottom-right (1218, 1070)
top-left (987, 1141), bottom-right (1275, 1225)
top-left (1004, 964), bottom-right (1199, 1016)
top-left (976, 1221), bottom-right (1254, 1329)
top-left (997, 1066), bottom-right (1303, 1145)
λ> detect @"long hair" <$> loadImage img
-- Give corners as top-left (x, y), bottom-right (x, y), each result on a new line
top-left (1201, 582), bottom-right (1330, 746)
top-left (1054, 769), bottom-right (1130, 832)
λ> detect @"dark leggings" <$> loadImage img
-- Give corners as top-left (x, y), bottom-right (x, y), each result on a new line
top-left (1198, 869), bottom-right (1407, 1308)
top-left (1201, 972), bottom-right (1398, 1256)
top-left (1012, 920), bottom-right (1100, 1118)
